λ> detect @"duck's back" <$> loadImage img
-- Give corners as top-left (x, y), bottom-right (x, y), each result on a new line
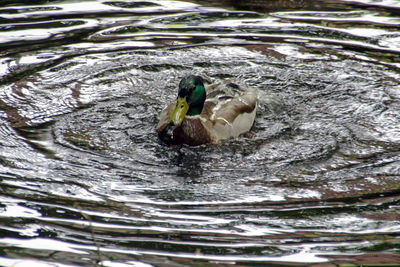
top-left (201, 81), bottom-right (258, 142)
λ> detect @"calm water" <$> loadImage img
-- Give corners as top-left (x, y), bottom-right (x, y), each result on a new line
top-left (1, 0), bottom-right (400, 266)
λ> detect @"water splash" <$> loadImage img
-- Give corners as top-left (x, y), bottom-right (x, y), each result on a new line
top-left (1, 0), bottom-right (400, 266)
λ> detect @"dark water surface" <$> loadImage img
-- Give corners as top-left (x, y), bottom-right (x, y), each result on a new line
top-left (1, 0), bottom-right (400, 266)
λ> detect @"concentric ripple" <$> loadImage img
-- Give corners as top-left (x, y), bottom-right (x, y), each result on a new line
top-left (0, 0), bottom-right (400, 266)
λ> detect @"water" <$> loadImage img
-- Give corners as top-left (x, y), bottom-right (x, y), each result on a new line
top-left (1, 0), bottom-right (400, 266)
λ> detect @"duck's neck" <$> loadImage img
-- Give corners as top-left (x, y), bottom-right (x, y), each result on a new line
top-left (187, 103), bottom-right (203, 116)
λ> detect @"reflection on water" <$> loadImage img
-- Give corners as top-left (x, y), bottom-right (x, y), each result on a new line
top-left (1, 0), bottom-right (400, 266)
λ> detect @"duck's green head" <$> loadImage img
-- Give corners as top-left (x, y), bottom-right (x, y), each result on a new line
top-left (168, 75), bottom-right (206, 126)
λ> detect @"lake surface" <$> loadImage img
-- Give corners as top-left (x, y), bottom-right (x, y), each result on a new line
top-left (1, 0), bottom-right (400, 266)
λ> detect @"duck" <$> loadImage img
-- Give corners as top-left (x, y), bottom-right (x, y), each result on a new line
top-left (157, 75), bottom-right (258, 146)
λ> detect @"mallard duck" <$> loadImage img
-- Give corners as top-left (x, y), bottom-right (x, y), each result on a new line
top-left (157, 75), bottom-right (258, 146)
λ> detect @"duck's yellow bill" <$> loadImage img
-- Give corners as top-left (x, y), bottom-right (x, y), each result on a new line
top-left (168, 96), bottom-right (189, 126)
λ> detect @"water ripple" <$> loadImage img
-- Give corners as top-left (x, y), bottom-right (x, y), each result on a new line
top-left (1, 0), bottom-right (400, 266)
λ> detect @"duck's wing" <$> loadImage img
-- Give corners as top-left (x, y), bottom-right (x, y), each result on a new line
top-left (156, 102), bottom-right (176, 144)
top-left (157, 102), bottom-right (175, 130)
top-left (202, 81), bottom-right (258, 141)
